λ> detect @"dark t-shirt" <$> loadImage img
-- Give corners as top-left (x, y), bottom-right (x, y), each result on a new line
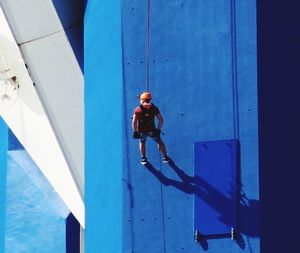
top-left (134, 103), bottom-right (160, 132)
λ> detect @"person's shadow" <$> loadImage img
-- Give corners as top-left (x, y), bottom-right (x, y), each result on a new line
top-left (145, 159), bottom-right (259, 250)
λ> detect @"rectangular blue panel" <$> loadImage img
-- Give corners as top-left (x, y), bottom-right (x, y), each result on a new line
top-left (194, 139), bottom-right (239, 236)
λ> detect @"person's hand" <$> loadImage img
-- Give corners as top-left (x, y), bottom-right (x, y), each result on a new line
top-left (133, 131), bottom-right (141, 139)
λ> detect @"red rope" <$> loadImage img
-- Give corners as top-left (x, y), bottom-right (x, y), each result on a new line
top-left (146, 0), bottom-right (151, 92)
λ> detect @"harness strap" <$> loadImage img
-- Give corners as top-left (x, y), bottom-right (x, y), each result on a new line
top-left (138, 104), bottom-right (156, 132)
top-left (139, 104), bottom-right (154, 122)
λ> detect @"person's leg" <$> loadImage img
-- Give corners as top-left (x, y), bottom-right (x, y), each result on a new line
top-left (139, 134), bottom-right (147, 164)
top-left (139, 139), bottom-right (148, 165)
top-left (153, 136), bottom-right (169, 162)
top-left (158, 140), bottom-right (167, 156)
top-left (139, 142), bottom-right (146, 158)
top-left (159, 141), bottom-right (170, 162)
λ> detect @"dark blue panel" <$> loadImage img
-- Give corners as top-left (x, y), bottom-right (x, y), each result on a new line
top-left (66, 213), bottom-right (80, 253)
top-left (258, 1), bottom-right (300, 252)
top-left (194, 139), bottom-right (238, 236)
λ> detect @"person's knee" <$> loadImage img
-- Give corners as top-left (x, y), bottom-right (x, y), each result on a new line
top-left (139, 137), bottom-right (146, 144)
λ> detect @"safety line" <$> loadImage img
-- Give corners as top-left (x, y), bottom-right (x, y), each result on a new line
top-left (146, 0), bottom-right (151, 92)
top-left (230, 0), bottom-right (240, 139)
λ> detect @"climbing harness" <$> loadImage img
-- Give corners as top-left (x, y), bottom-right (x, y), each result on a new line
top-left (138, 103), bottom-right (157, 132)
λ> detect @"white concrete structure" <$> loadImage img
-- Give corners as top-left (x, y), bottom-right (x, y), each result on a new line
top-left (0, 3), bottom-right (84, 228)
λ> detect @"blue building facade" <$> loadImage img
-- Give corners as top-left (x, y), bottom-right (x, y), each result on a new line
top-left (85, 0), bottom-right (259, 252)
top-left (1, 0), bottom-right (299, 252)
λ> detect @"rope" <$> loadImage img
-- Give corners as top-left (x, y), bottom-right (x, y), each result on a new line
top-left (230, 0), bottom-right (239, 139)
top-left (146, 0), bottom-right (151, 92)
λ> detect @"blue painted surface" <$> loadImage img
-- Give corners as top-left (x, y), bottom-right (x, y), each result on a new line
top-left (194, 140), bottom-right (238, 236)
top-left (5, 150), bottom-right (69, 253)
top-left (86, 0), bottom-right (258, 252)
top-left (0, 118), bottom-right (7, 253)
top-left (122, 0), bottom-right (258, 252)
top-left (85, 0), bottom-right (123, 252)
top-left (8, 129), bottom-right (24, 150)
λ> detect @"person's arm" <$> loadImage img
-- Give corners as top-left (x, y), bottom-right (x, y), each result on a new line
top-left (156, 112), bottom-right (163, 130)
top-left (132, 113), bottom-right (138, 132)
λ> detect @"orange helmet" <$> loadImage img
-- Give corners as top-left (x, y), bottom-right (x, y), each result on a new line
top-left (139, 91), bottom-right (152, 100)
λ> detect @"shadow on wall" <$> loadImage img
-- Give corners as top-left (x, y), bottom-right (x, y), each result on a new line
top-left (145, 159), bottom-right (260, 249)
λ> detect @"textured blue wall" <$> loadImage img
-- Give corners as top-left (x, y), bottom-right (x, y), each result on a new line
top-left (122, 0), bottom-right (258, 252)
top-left (85, 0), bottom-right (123, 252)
top-left (0, 118), bottom-right (7, 253)
top-left (85, 0), bottom-right (258, 252)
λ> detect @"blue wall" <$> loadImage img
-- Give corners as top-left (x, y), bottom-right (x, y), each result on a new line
top-left (85, 0), bottom-right (123, 252)
top-left (85, 0), bottom-right (258, 252)
top-left (122, 0), bottom-right (258, 252)
top-left (0, 118), bottom-right (7, 253)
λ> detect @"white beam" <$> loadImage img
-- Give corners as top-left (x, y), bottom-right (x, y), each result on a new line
top-left (0, 6), bottom-right (84, 228)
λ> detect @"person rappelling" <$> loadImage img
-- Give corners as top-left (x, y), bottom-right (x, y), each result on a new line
top-left (132, 91), bottom-right (170, 165)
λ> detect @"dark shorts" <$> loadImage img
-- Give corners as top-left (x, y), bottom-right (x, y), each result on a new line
top-left (139, 131), bottom-right (162, 144)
